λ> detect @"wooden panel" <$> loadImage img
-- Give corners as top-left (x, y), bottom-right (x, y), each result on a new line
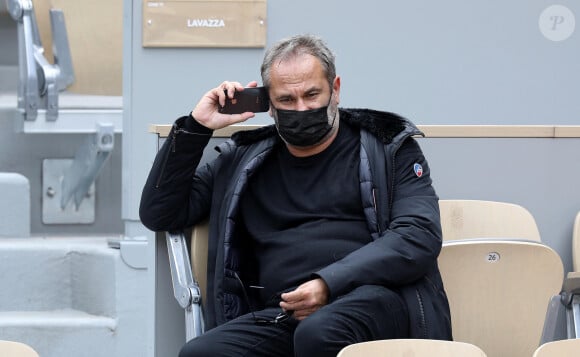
top-left (149, 124), bottom-right (580, 139)
top-left (142, 0), bottom-right (267, 48)
top-left (148, 123), bottom-right (263, 137)
top-left (554, 126), bottom-right (580, 138)
top-left (420, 125), bottom-right (555, 138)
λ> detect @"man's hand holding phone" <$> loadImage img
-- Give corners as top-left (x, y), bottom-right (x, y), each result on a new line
top-left (192, 81), bottom-right (269, 130)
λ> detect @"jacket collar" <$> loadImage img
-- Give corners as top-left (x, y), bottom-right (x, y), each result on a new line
top-left (230, 108), bottom-right (421, 146)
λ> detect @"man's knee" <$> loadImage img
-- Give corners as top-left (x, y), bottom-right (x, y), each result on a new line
top-left (178, 336), bottom-right (214, 357)
top-left (294, 314), bottom-right (340, 357)
top-left (293, 285), bottom-right (409, 356)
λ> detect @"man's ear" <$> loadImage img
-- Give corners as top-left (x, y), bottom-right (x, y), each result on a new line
top-left (333, 76), bottom-right (341, 104)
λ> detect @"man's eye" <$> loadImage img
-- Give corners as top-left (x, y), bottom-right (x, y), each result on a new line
top-left (305, 93), bottom-right (321, 101)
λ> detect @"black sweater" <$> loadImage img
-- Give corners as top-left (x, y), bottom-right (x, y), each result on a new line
top-left (239, 122), bottom-right (371, 304)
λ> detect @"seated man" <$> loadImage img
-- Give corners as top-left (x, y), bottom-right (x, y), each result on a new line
top-left (140, 33), bottom-right (452, 357)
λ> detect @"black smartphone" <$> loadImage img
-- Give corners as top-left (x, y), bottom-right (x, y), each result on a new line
top-left (219, 87), bottom-right (270, 114)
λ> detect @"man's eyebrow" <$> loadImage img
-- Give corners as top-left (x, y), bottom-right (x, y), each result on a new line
top-left (304, 87), bottom-right (322, 95)
top-left (272, 85), bottom-right (323, 101)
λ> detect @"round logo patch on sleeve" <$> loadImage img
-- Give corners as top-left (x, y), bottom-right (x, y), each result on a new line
top-left (413, 163), bottom-right (423, 177)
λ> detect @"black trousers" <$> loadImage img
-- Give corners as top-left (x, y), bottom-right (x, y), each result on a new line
top-left (178, 285), bottom-right (409, 357)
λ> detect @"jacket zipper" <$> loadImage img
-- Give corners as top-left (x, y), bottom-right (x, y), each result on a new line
top-left (415, 288), bottom-right (428, 338)
top-left (389, 154), bottom-right (396, 211)
top-left (372, 188), bottom-right (382, 233)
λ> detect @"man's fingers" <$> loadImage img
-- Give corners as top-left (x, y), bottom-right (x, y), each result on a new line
top-left (281, 290), bottom-right (299, 303)
top-left (279, 294), bottom-right (314, 312)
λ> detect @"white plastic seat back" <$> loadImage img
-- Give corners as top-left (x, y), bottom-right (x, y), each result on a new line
top-left (337, 338), bottom-right (487, 357)
top-left (439, 200), bottom-right (541, 241)
top-left (438, 239), bottom-right (563, 357)
top-left (0, 340), bottom-right (39, 357)
top-left (533, 338), bottom-right (580, 357)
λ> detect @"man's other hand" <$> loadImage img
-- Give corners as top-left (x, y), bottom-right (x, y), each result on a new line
top-left (280, 278), bottom-right (329, 320)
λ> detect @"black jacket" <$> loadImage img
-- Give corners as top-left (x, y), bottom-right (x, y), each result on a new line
top-left (140, 108), bottom-right (452, 339)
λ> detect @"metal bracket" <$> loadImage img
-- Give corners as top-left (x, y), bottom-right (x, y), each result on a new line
top-left (166, 231), bottom-right (204, 341)
top-left (7, 0), bottom-right (74, 121)
top-left (61, 122), bottom-right (114, 210)
top-left (42, 123), bottom-right (114, 224)
top-left (42, 158), bottom-right (95, 224)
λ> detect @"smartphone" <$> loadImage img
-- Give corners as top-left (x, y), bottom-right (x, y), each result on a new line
top-left (219, 87), bottom-right (270, 114)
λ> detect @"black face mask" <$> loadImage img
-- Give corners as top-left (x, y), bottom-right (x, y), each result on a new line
top-left (273, 99), bottom-right (337, 147)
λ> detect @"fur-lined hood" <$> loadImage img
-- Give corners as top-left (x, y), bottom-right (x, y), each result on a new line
top-left (230, 108), bottom-right (423, 146)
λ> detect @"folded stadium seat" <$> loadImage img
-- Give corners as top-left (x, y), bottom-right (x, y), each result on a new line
top-left (189, 222), bottom-right (209, 305)
top-left (336, 339), bottom-right (487, 357)
top-left (563, 212), bottom-right (580, 336)
top-left (573, 212), bottom-right (580, 272)
top-left (439, 200), bottom-right (541, 242)
top-left (532, 338), bottom-right (580, 357)
top-left (438, 239), bottom-right (564, 357)
top-left (0, 340), bottom-right (39, 357)
top-left (31, 0), bottom-right (123, 95)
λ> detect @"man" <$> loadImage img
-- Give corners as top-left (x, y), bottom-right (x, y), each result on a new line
top-left (140, 34), bottom-right (452, 357)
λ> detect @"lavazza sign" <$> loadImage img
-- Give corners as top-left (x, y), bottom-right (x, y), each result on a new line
top-left (187, 18), bottom-right (226, 28)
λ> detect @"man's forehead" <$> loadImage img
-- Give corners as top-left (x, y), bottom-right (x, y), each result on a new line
top-left (272, 54), bottom-right (320, 74)
top-left (269, 57), bottom-right (326, 92)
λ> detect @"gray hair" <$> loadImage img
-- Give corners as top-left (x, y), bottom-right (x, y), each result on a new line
top-left (261, 34), bottom-right (336, 90)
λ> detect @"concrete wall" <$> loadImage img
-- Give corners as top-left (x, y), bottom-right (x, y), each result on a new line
top-left (0, 237), bottom-right (149, 357)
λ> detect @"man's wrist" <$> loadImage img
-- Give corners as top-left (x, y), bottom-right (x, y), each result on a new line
top-left (184, 112), bottom-right (214, 134)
